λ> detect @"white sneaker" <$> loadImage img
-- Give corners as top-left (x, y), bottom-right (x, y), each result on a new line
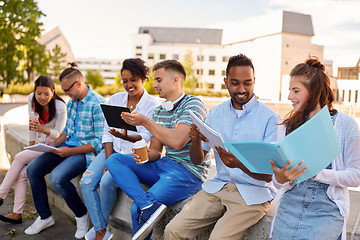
top-left (24, 216), bottom-right (55, 235)
top-left (85, 227), bottom-right (96, 240)
top-left (75, 212), bottom-right (90, 239)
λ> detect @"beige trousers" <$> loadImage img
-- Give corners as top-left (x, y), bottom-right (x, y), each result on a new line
top-left (164, 182), bottom-right (270, 240)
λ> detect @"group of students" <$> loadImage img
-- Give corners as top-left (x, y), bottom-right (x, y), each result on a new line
top-left (0, 53), bottom-right (359, 240)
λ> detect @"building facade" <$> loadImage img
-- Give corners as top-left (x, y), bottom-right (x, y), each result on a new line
top-left (132, 11), bottom-right (324, 102)
top-left (132, 27), bottom-right (230, 90)
top-left (39, 26), bottom-right (75, 64)
top-left (333, 54), bottom-right (360, 105)
top-left (76, 58), bottom-right (123, 85)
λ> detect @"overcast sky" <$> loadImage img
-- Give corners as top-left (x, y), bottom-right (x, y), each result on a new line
top-left (37, 0), bottom-right (360, 60)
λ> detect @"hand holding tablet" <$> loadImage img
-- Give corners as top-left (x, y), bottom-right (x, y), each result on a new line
top-left (100, 104), bottom-right (137, 132)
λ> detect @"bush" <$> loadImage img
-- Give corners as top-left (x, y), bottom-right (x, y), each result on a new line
top-left (3, 83), bottom-right (228, 98)
top-left (184, 88), bottom-right (229, 97)
top-left (4, 82), bottom-right (64, 96)
top-left (4, 83), bottom-right (34, 95)
top-left (94, 84), bottom-right (124, 96)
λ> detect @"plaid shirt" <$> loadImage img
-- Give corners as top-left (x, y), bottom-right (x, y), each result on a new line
top-left (63, 86), bottom-right (106, 166)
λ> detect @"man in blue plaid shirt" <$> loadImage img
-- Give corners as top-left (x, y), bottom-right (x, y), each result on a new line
top-left (25, 63), bottom-right (106, 239)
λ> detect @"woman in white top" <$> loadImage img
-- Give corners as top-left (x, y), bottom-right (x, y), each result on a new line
top-left (0, 75), bottom-right (66, 224)
top-left (80, 58), bottom-right (159, 240)
top-left (270, 58), bottom-right (360, 240)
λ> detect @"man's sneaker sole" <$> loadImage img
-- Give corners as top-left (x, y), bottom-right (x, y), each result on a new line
top-left (131, 204), bottom-right (167, 240)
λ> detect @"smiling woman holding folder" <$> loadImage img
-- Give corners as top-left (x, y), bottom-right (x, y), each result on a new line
top-left (270, 58), bottom-right (360, 240)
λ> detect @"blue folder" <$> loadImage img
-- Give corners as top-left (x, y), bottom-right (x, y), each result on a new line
top-left (223, 106), bottom-right (341, 184)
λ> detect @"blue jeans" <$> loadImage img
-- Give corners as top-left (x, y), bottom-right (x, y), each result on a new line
top-left (106, 154), bottom-right (202, 235)
top-left (80, 150), bottom-right (118, 231)
top-left (26, 144), bottom-right (87, 219)
top-left (272, 179), bottom-right (343, 240)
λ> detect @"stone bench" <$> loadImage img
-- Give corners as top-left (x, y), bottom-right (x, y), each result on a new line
top-left (3, 120), bottom-right (274, 239)
top-left (4, 102), bottom-right (360, 239)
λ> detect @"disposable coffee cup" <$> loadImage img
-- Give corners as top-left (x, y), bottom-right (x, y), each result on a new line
top-left (133, 139), bottom-right (149, 163)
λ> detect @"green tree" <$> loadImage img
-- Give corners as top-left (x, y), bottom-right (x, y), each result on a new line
top-left (144, 68), bottom-right (157, 95)
top-left (114, 70), bottom-right (123, 87)
top-left (48, 44), bottom-right (67, 82)
top-left (20, 41), bottom-right (49, 82)
top-left (85, 70), bottom-right (105, 88)
top-left (0, 0), bottom-right (46, 84)
top-left (182, 50), bottom-right (198, 89)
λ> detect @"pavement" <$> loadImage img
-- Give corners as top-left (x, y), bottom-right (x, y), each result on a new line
top-left (0, 169), bottom-right (80, 240)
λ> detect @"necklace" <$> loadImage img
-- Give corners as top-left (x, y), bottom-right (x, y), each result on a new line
top-left (129, 105), bottom-right (135, 111)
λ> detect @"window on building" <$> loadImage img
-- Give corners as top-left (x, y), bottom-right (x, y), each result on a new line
top-left (172, 54), bottom-right (179, 60)
top-left (222, 56), bottom-right (229, 62)
top-left (207, 83), bottom-right (214, 89)
top-left (197, 55), bottom-right (204, 61)
top-left (159, 54), bottom-right (166, 60)
top-left (143, 30), bottom-right (149, 34)
top-left (356, 90), bottom-right (358, 103)
top-left (335, 89), bottom-right (339, 102)
top-left (148, 54), bottom-right (154, 60)
top-left (136, 46), bottom-right (142, 50)
top-left (221, 84), bottom-right (227, 89)
top-left (342, 90), bottom-right (345, 102)
top-left (196, 69), bottom-right (203, 75)
top-left (208, 70), bottom-right (215, 75)
top-left (338, 67), bottom-right (360, 80)
top-left (209, 56), bottom-right (216, 62)
top-left (222, 70), bottom-right (226, 76)
top-left (349, 90), bottom-right (352, 102)
top-left (136, 53), bottom-right (142, 57)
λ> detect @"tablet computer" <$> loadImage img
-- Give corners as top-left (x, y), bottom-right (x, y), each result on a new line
top-left (100, 104), bottom-right (137, 132)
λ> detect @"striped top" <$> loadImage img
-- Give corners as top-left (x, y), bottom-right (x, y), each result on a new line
top-left (151, 94), bottom-right (208, 181)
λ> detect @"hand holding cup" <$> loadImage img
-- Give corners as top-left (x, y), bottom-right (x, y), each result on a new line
top-left (133, 139), bottom-right (149, 164)
top-left (29, 112), bottom-right (39, 131)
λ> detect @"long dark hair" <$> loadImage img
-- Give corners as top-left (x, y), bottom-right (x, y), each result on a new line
top-left (32, 75), bottom-right (65, 123)
top-left (283, 57), bottom-right (337, 135)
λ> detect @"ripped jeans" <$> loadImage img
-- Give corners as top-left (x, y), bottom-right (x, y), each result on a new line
top-left (80, 150), bottom-right (119, 231)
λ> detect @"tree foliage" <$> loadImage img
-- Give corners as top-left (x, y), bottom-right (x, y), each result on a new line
top-left (144, 68), bottom-right (157, 95)
top-left (182, 49), bottom-right (198, 89)
top-left (48, 44), bottom-right (67, 82)
top-left (85, 70), bottom-right (105, 88)
top-left (114, 70), bottom-right (122, 87)
top-left (0, 0), bottom-right (46, 85)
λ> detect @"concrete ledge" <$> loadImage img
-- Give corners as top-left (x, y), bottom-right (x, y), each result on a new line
top-left (4, 124), bottom-right (28, 163)
top-left (4, 105), bottom-right (360, 239)
top-left (3, 119), bottom-right (274, 239)
top-left (2, 110), bottom-right (273, 239)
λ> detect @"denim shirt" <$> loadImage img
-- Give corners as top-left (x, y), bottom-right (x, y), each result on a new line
top-left (202, 94), bottom-right (280, 205)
